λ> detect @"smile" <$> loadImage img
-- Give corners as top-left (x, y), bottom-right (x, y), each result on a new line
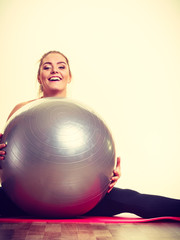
top-left (48, 76), bottom-right (62, 81)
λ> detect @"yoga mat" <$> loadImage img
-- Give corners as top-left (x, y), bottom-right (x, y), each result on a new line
top-left (0, 216), bottom-right (180, 223)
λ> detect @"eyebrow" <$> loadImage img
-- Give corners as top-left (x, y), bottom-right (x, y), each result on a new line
top-left (43, 61), bottom-right (66, 65)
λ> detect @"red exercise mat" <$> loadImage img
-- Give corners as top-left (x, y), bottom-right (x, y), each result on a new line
top-left (0, 216), bottom-right (180, 223)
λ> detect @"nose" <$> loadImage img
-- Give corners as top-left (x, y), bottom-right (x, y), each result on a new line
top-left (51, 66), bottom-right (59, 74)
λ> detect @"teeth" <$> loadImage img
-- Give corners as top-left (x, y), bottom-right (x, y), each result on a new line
top-left (49, 77), bottom-right (61, 81)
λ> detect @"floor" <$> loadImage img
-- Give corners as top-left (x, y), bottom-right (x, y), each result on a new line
top-left (0, 221), bottom-right (179, 240)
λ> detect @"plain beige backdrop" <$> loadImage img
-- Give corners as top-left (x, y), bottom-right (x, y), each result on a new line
top-left (0, 0), bottom-right (180, 198)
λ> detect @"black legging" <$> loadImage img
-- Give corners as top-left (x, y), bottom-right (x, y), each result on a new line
top-left (85, 188), bottom-right (180, 218)
top-left (0, 187), bottom-right (180, 218)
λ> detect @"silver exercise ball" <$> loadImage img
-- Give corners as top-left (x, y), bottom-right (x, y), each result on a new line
top-left (1, 98), bottom-right (116, 218)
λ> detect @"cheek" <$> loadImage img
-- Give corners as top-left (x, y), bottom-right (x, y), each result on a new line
top-left (64, 72), bottom-right (71, 82)
top-left (39, 72), bottom-right (47, 83)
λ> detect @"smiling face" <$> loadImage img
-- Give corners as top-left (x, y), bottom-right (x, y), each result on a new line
top-left (38, 52), bottom-right (72, 97)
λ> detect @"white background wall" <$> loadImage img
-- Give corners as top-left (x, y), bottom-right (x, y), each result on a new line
top-left (0, 0), bottom-right (180, 198)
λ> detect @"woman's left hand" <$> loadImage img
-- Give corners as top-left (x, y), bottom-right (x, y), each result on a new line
top-left (108, 157), bottom-right (121, 193)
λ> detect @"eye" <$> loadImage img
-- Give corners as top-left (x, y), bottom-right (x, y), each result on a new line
top-left (59, 66), bottom-right (65, 69)
top-left (43, 65), bottom-right (51, 70)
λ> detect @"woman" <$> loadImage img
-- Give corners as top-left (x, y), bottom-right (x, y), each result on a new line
top-left (0, 51), bottom-right (180, 218)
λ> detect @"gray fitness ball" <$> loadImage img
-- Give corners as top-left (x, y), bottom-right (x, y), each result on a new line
top-left (1, 98), bottom-right (115, 218)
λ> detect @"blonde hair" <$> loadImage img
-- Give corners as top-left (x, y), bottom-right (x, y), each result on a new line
top-left (37, 51), bottom-right (72, 96)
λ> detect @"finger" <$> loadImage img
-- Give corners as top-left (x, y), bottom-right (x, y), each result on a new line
top-left (0, 156), bottom-right (5, 160)
top-left (111, 173), bottom-right (120, 179)
top-left (111, 176), bottom-right (120, 182)
top-left (108, 183), bottom-right (116, 193)
top-left (0, 144), bottom-right (6, 150)
top-left (113, 168), bottom-right (121, 177)
top-left (109, 176), bottom-right (119, 186)
top-left (113, 169), bottom-right (120, 176)
top-left (109, 182), bottom-right (116, 188)
top-left (107, 188), bottom-right (113, 193)
top-left (0, 151), bottom-right (6, 155)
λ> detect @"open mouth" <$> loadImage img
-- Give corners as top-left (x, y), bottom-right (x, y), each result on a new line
top-left (48, 76), bottom-right (62, 81)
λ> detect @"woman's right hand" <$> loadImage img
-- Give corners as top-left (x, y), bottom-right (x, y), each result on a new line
top-left (0, 133), bottom-right (6, 160)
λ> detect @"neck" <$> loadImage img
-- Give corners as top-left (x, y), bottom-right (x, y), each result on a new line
top-left (42, 89), bottom-right (67, 98)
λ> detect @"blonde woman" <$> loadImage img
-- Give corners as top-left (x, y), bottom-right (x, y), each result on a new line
top-left (0, 51), bottom-right (179, 218)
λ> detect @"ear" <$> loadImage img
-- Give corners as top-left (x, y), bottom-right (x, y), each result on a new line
top-left (68, 76), bottom-right (72, 84)
top-left (37, 74), bottom-right (42, 84)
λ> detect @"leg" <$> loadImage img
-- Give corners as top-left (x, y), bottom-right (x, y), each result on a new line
top-left (0, 187), bottom-right (27, 217)
top-left (85, 188), bottom-right (180, 218)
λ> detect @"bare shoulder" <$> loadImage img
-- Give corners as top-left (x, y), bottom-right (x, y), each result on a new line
top-left (7, 99), bottom-right (39, 120)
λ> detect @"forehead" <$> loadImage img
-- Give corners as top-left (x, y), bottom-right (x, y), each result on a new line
top-left (42, 53), bottom-right (67, 64)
